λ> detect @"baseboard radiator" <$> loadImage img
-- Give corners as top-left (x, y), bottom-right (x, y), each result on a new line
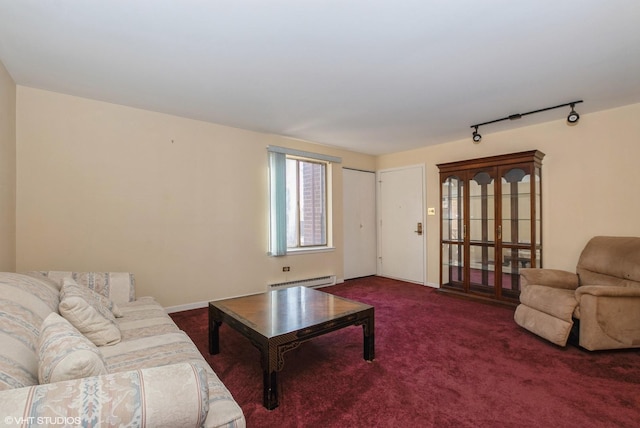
top-left (268, 275), bottom-right (336, 291)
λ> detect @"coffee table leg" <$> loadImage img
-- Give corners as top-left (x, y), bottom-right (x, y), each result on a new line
top-left (209, 320), bottom-right (221, 355)
top-left (263, 370), bottom-right (278, 410)
top-left (260, 342), bottom-right (279, 410)
top-left (363, 314), bottom-right (375, 361)
top-left (208, 305), bottom-right (222, 355)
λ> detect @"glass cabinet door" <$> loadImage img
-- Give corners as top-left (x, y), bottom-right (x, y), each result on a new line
top-left (500, 165), bottom-right (534, 298)
top-left (468, 170), bottom-right (496, 295)
top-left (441, 175), bottom-right (464, 289)
top-left (534, 166), bottom-right (542, 268)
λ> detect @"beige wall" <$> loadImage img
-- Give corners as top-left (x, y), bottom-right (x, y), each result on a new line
top-left (14, 83), bottom-right (640, 306)
top-left (377, 103), bottom-right (640, 285)
top-left (0, 61), bottom-right (16, 271)
top-left (16, 87), bottom-right (375, 307)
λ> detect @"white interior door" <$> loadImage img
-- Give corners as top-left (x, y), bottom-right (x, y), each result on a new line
top-left (343, 169), bottom-right (377, 280)
top-left (378, 165), bottom-right (425, 284)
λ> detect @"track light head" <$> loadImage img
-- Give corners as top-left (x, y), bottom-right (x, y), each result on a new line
top-left (472, 126), bottom-right (482, 144)
top-left (567, 104), bottom-right (580, 124)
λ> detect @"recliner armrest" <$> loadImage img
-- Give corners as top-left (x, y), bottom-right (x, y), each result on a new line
top-left (520, 268), bottom-right (579, 290)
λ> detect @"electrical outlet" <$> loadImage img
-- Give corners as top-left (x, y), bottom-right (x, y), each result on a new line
top-left (282, 266), bottom-right (290, 272)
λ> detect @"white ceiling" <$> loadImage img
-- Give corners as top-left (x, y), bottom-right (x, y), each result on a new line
top-left (1, 1), bottom-right (639, 155)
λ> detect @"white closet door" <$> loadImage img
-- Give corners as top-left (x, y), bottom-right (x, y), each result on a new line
top-left (343, 169), bottom-right (377, 280)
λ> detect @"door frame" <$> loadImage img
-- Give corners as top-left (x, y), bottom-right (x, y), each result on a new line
top-left (376, 164), bottom-right (426, 285)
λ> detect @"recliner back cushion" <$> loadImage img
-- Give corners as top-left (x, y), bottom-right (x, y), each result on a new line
top-left (576, 236), bottom-right (640, 286)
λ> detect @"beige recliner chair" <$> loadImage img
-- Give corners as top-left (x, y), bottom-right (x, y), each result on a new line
top-left (514, 236), bottom-right (640, 350)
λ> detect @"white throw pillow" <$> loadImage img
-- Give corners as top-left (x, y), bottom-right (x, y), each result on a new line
top-left (38, 312), bottom-right (108, 384)
top-left (58, 278), bottom-right (122, 346)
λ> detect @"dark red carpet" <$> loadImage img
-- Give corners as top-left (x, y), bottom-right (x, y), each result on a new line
top-left (170, 276), bottom-right (639, 427)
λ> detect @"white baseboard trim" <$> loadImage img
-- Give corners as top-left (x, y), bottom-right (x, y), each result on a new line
top-left (165, 301), bottom-right (208, 314)
top-left (315, 278), bottom-right (345, 288)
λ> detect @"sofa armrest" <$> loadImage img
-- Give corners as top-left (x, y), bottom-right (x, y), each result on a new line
top-left (576, 285), bottom-right (640, 299)
top-left (520, 268), bottom-right (579, 290)
top-left (42, 271), bottom-right (136, 304)
top-left (0, 363), bottom-right (208, 428)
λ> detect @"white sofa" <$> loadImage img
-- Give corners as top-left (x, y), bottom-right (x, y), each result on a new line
top-left (0, 271), bottom-right (245, 427)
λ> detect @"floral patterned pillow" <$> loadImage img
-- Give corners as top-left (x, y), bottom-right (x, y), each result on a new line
top-left (38, 312), bottom-right (108, 384)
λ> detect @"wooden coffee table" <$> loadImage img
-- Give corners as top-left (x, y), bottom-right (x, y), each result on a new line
top-left (208, 286), bottom-right (374, 410)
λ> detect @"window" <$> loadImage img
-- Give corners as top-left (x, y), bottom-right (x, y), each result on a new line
top-left (268, 146), bottom-right (340, 256)
top-left (286, 157), bottom-right (327, 248)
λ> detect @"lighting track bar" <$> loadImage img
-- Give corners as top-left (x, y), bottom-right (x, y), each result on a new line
top-left (469, 100), bottom-right (583, 143)
top-left (470, 100), bottom-right (583, 128)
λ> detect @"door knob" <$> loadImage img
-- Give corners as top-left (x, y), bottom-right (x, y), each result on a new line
top-left (414, 222), bottom-right (423, 235)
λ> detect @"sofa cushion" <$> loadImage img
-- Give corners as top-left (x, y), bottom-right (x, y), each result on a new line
top-left (117, 297), bottom-right (182, 341)
top-left (0, 273), bottom-right (59, 391)
top-left (38, 313), bottom-right (108, 384)
top-left (101, 331), bottom-right (244, 427)
top-left (58, 278), bottom-right (122, 346)
top-left (101, 297), bottom-right (246, 427)
top-left (101, 331), bottom-right (205, 373)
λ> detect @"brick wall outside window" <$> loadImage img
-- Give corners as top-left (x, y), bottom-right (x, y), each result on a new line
top-left (300, 161), bottom-right (326, 246)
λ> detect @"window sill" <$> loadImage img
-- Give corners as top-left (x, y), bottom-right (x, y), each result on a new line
top-left (286, 246), bottom-right (335, 255)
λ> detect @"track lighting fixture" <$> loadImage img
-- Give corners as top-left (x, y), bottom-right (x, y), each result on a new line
top-left (567, 103), bottom-right (580, 124)
top-left (472, 126), bottom-right (482, 143)
top-left (470, 100), bottom-right (583, 143)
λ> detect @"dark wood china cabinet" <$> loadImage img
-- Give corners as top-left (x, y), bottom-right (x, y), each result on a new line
top-left (438, 150), bottom-right (544, 305)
